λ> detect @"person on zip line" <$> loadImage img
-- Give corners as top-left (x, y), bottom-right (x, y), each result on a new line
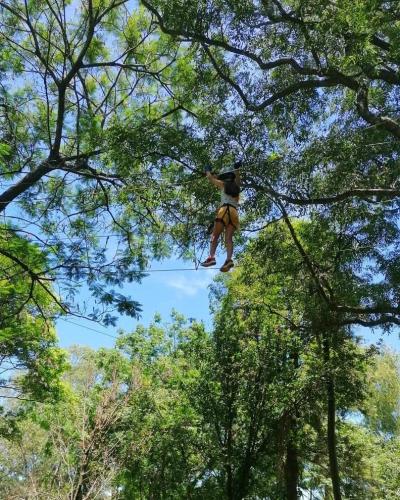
top-left (201, 161), bottom-right (241, 272)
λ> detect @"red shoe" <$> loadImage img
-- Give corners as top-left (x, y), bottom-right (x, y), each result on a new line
top-left (220, 259), bottom-right (234, 272)
top-left (200, 256), bottom-right (216, 267)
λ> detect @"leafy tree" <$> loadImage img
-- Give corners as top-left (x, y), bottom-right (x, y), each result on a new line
top-left (0, 227), bottom-right (66, 404)
top-left (0, 345), bottom-right (146, 499)
top-left (308, 349), bottom-right (400, 499)
top-left (364, 348), bottom-right (400, 437)
top-left (222, 220), bottom-right (376, 499)
top-left (113, 314), bottom-right (213, 499)
top-left (0, 0), bottom-right (211, 323)
top-left (1, 313), bottom-right (399, 499)
top-left (139, 0), bottom-right (400, 331)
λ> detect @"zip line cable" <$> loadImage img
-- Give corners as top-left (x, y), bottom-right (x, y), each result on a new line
top-left (43, 267), bottom-right (225, 340)
top-left (3, 264), bottom-right (219, 343)
top-left (58, 318), bottom-right (118, 339)
top-left (137, 266), bottom-right (221, 273)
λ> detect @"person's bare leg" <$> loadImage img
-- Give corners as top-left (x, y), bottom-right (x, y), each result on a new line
top-left (210, 221), bottom-right (224, 257)
top-left (225, 224), bottom-right (235, 261)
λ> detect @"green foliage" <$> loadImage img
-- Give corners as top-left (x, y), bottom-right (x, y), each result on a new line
top-left (1, 2), bottom-right (400, 498)
top-left (364, 349), bottom-right (400, 436)
top-left (0, 0), bottom-right (212, 323)
top-left (0, 227), bottom-right (67, 404)
top-left (0, 305), bottom-right (399, 498)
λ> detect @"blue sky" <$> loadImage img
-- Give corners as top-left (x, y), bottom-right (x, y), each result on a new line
top-left (56, 256), bottom-right (218, 349)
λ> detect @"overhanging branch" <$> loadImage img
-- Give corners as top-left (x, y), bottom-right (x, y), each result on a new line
top-left (249, 182), bottom-right (400, 205)
top-left (356, 86), bottom-right (400, 140)
top-left (203, 44), bottom-right (338, 111)
top-left (0, 161), bottom-right (54, 213)
top-left (339, 315), bottom-right (400, 327)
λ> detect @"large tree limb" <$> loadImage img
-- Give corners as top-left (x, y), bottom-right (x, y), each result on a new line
top-left (0, 150), bottom-right (108, 214)
top-left (203, 44), bottom-right (340, 111)
top-left (339, 316), bottom-right (400, 327)
top-left (0, 161), bottom-right (54, 213)
top-left (356, 86), bottom-right (400, 140)
top-left (371, 35), bottom-right (391, 52)
top-left (250, 182), bottom-right (400, 205)
top-left (59, 163), bottom-right (124, 186)
top-left (142, 0), bottom-right (322, 76)
top-left (333, 303), bottom-right (400, 316)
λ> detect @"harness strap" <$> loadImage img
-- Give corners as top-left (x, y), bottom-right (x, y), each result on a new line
top-left (215, 204), bottom-right (237, 229)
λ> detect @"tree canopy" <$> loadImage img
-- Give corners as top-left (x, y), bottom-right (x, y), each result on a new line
top-left (1, 0), bottom-right (400, 328)
top-left (1, 2), bottom-right (400, 498)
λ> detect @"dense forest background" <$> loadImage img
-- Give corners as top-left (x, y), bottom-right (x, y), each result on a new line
top-left (1, 0), bottom-right (400, 498)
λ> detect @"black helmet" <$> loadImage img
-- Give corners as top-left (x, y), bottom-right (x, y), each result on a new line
top-left (217, 166), bottom-right (237, 181)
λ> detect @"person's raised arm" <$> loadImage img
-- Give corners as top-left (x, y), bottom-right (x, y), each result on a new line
top-left (234, 168), bottom-right (241, 187)
top-left (205, 166), bottom-right (224, 189)
top-left (233, 160), bottom-right (242, 187)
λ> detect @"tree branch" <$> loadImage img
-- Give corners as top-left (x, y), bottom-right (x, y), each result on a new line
top-left (142, 0), bottom-right (321, 76)
top-left (250, 182), bottom-right (400, 206)
top-left (203, 44), bottom-right (338, 111)
top-left (339, 315), bottom-right (400, 327)
top-left (0, 161), bottom-right (54, 213)
top-left (356, 86), bottom-right (400, 139)
top-left (274, 198), bottom-right (333, 306)
top-left (371, 35), bottom-right (391, 52)
top-left (0, 247), bottom-right (68, 313)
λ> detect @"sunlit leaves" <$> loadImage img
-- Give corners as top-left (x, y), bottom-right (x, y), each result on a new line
top-left (0, 228), bottom-right (67, 402)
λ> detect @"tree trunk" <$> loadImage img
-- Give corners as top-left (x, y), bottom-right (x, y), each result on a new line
top-left (234, 451), bottom-right (253, 500)
top-left (226, 463), bottom-right (234, 500)
top-left (72, 455), bottom-right (89, 500)
top-left (284, 349), bottom-right (299, 500)
top-left (323, 336), bottom-right (342, 500)
top-left (327, 376), bottom-right (342, 500)
top-left (284, 425), bottom-right (299, 500)
top-left (225, 402), bottom-right (235, 500)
